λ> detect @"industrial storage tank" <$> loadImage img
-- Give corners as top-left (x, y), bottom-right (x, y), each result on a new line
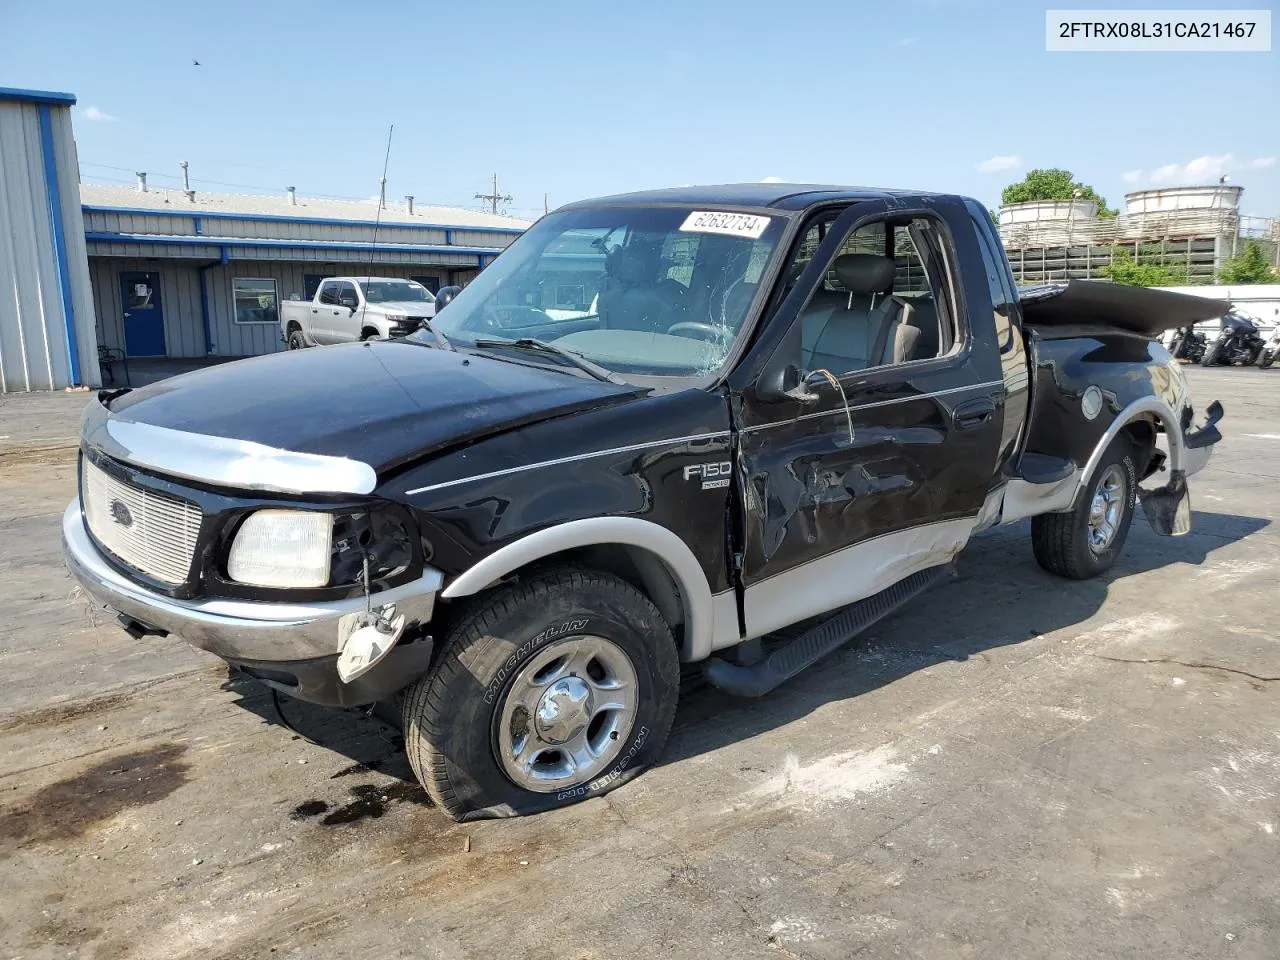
top-left (998, 199), bottom-right (1099, 246)
top-left (1119, 184), bottom-right (1241, 240)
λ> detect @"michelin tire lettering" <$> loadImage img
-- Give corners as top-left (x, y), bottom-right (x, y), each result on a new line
top-left (482, 618), bottom-right (591, 705)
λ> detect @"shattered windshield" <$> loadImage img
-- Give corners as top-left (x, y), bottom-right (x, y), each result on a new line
top-left (418, 206), bottom-right (785, 380)
top-left (363, 280), bottom-right (434, 303)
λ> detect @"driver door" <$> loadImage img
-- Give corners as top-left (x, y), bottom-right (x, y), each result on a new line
top-left (731, 198), bottom-right (1006, 639)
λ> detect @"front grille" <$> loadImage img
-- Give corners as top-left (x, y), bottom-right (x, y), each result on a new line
top-left (81, 458), bottom-right (202, 585)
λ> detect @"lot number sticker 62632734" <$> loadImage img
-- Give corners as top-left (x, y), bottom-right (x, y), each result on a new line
top-left (680, 211), bottom-right (771, 240)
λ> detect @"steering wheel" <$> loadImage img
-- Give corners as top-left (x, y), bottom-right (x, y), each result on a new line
top-left (484, 305), bottom-right (553, 330)
top-left (666, 321), bottom-right (727, 342)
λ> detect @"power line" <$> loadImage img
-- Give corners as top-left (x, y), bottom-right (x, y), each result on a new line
top-left (474, 173), bottom-right (513, 216)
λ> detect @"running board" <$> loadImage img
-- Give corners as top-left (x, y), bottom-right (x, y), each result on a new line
top-left (703, 564), bottom-right (952, 698)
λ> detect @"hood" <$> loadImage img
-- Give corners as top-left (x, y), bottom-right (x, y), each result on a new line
top-left (366, 300), bottom-right (436, 317)
top-left (106, 342), bottom-right (644, 475)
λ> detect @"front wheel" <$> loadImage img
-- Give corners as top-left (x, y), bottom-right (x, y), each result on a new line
top-left (402, 567), bottom-right (680, 820)
top-left (1032, 437), bottom-right (1138, 579)
top-left (1200, 339), bottom-right (1224, 366)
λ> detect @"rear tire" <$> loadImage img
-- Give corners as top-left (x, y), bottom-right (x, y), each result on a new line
top-left (1200, 339), bottom-right (1224, 367)
top-left (1032, 437), bottom-right (1137, 580)
top-left (287, 327), bottom-right (307, 350)
top-left (1258, 349), bottom-right (1276, 370)
top-left (402, 567), bottom-right (680, 821)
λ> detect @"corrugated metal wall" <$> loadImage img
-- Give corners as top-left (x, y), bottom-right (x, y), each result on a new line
top-left (92, 258), bottom-right (457, 358)
top-left (0, 98), bottom-right (98, 391)
top-left (84, 209), bottom-right (517, 250)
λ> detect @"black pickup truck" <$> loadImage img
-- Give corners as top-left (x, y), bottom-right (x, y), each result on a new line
top-left (64, 184), bottom-right (1224, 820)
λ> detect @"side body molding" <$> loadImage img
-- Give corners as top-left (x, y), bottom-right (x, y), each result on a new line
top-left (439, 516), bottom-right (723, 662)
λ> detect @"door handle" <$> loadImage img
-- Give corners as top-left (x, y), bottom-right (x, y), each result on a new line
top-left (312, 308), bottom-right (318, 313)
top-left (953, 397), bottom-right (996, 430)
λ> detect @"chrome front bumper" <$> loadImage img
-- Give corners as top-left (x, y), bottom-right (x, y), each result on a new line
top-left (62, 501), bottom-right (443, 662)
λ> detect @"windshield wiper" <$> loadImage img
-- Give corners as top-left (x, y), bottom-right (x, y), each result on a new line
top-left (416, 318), bottom-right (456, 351)
top-left (471, 337), bottom-right (618, 382)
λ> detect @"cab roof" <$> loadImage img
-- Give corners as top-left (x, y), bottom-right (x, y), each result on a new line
top-left (558, 183), bottom-right (948, 213)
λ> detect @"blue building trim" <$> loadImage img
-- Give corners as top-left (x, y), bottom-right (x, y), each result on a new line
top-left (81, 204), bottom-right (525, 237)
top-left (85, 231), bottom-right (499, 262)
top-left (38, 103), bottom-right (82, 386)
top-left (192, 215), bottom-right (202, 235)
top-left (0, 86), bottom-right (77, 105)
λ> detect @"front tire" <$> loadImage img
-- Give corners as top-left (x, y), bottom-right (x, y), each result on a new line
top-left (1200, 338), bottom-right (1224, 367)
top-left (402, 567), bottom-right (680, 821)
top-left (1032, 437), bottom-right (1138, 579)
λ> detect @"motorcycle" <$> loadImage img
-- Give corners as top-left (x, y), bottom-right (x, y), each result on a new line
top-left (1167, 325), bottom-right (1206, 363)
top-left (1201, 311), bottom-right (1265, 367)
top-left (1256, 325), bottom-right (1280, 370)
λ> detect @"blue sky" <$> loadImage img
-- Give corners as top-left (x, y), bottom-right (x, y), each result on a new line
top-left (3, 0), bottom-right (1277, 219)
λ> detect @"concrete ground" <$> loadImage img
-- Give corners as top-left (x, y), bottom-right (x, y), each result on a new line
top-left (1, 367), bottom-right (1278, 960)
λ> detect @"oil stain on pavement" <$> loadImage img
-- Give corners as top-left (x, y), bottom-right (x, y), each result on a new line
top-left (0, 743), bottom-right (189, 855)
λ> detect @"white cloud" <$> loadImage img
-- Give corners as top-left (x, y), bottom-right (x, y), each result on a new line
top-left (1247, 156), bottom-right (1276, 169)
top-left (80, 105), bottom-right (117, 122)
top-left (896, 36), bottom-right (919, 46)
top-left (1150, 153), bottom-right (1234, 184)
top-left (976, 155), bottom-right (1021, 173)
top-left (1121, 169), bottom-right (1144, 184)
top-left (760, 176), bottom-right (783, 183)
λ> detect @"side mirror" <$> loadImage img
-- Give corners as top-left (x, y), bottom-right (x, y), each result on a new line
top-left (435, 285), bottom-right (463, 311)
top-left (757, 363), bottom-right (825, 404)
top-left (340, 296), bottom-right (358, 311)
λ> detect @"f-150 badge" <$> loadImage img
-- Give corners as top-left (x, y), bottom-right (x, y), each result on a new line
top-left (684, 462), bottom-right (732, 490)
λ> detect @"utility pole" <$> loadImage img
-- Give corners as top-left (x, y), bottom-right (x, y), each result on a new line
top-left (544, 192), bottom-right (549, 215)
top-left (475, 173), bottom-right (512, 216)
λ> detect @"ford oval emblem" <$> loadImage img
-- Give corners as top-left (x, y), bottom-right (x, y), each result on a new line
top-left (110, 499), bottom-right (133, 527)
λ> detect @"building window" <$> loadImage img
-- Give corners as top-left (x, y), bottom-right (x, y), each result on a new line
top-left (233, 278), bottom-right (279, 325)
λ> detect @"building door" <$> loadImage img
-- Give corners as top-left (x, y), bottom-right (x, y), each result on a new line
top-left (119, 271), bottom-right (166, 357)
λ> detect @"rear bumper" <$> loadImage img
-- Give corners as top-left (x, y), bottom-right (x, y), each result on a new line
top-left (62, 501), bottom-right (443, 664)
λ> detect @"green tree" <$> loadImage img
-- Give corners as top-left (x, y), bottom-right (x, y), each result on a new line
top-left (1001, 168), bottom-right (1117, 218)
top-left (1099, 249), bottom-right (1187, 287)
top-left (1218, 240), bottom-right (1275, 284)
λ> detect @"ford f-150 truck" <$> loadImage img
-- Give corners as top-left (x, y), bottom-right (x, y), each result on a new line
top-left (279, 276), bottom-right (436, 348)
top-left (65, 183), bottom-right (1224, 821)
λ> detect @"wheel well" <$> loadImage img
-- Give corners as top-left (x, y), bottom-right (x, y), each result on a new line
top-left (444, 544), bottom-right (687, 649)
top-left (287, 321), bottom-right (301, 334)
top-left (361, 326), bottom-right (381, 340)
top-left (1121, 417), bottom-right (1158, 476)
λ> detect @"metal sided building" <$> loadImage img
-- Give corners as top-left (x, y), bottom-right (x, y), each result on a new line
top-left (82, 184), bottom-right (529, 360)
top-left (0, 87), bottom-right (97, 392)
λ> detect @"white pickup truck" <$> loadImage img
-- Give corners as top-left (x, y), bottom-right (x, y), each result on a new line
top-left (280, 276), bottom-right (437, 349)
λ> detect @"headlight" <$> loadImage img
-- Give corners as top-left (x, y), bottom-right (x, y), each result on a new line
top-left (385, 314), bottom-right (408, 322)
top-left (228, 510), bottom-right (333, 588)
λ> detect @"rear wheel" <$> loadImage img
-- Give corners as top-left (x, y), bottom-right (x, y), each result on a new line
top-left (286, 326), bottom-right (307, 350)
top-left (1032, 437), bottom-right (1137, 579)
top-left (1258, 349), bottom-right (1276, 370)
top-left (402, 567), bottom-right (680, 820)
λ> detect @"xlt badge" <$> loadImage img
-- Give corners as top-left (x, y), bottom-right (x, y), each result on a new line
top-left (683, 462), bottom-right (732, 490)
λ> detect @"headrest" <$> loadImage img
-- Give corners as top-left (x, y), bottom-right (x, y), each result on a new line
top-left (607, 245), bottom-right (657, 285)
top-left (832, 254), bottom-right (895, 295)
